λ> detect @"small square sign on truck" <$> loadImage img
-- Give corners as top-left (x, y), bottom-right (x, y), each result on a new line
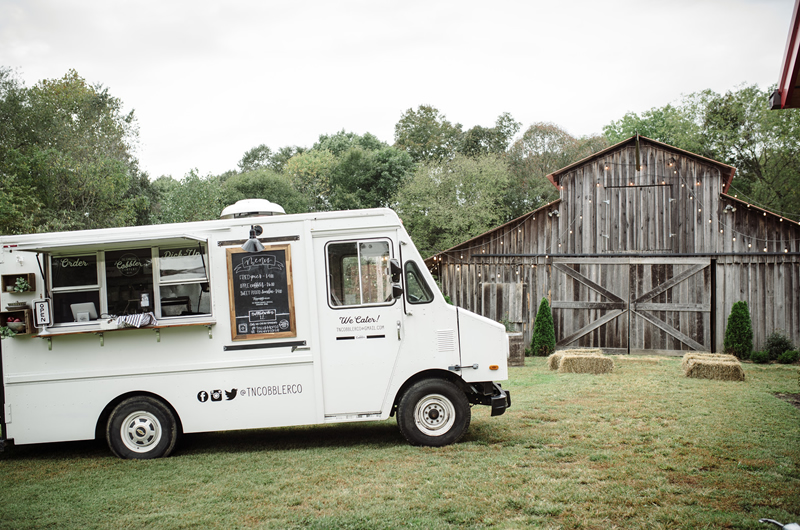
top-left (0, 200), bottom-right (510, 459)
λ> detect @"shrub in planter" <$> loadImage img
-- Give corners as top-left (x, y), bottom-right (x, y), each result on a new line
top-left (530, 297), bottom-right (555, 357)
top-left (723, 301), bottom-right (753, 360)
top-left (778, 350), bottom-right (800, 364)
top-left (764, 330), bottom-right (793, 361)
top-left (750, 350), bottom-right (770, 364)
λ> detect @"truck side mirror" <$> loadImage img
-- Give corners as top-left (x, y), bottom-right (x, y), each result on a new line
top-left (390, 259), bottom-right (402, 283)
top-left (392, 283), bottom-right (404, 299)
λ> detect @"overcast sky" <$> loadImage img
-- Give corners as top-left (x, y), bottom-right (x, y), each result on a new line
top-left (0, 0), bottom-right (794, 179)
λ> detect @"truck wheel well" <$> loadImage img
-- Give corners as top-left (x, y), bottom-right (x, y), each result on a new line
top-left (390, 369), bottom-right (469, 417)
top-left (94, 391), bottom-right (183, 441)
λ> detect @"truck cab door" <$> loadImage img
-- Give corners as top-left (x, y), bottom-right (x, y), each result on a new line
top-left (314, 236), bottom-right (405, 416)
top-left (398, 258), bottom-right (463, 375)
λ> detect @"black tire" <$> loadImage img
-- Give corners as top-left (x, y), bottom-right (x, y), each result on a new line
top-left (397, 379), bottom-right (471, 447)
top-left (106, 396), bottom-right (178, 459)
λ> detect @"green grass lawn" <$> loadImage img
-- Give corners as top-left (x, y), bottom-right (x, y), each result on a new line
top-left (0, 357), bottom-right (798, 529)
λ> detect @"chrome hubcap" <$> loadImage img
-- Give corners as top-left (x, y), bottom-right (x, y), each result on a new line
top-left (120, 411), bottom-right (162, 453)
top-left (414, 393), bottom-right (456, 436)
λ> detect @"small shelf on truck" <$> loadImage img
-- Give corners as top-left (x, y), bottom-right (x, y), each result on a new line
top-left (1, 273), bottom-right (36, 293)
top-left (33, 319), bottom-right (216, 338)
top-left (1, 309), bottom-right (33, 336)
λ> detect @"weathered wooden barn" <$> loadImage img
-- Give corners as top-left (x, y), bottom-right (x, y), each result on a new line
top-left (426, 136), bottom-right (800, 354)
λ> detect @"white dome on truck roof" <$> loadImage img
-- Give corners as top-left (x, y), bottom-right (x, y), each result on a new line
top-left (220, 199), bottom-right (285, 219)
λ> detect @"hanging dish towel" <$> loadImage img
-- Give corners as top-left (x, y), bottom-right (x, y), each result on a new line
top-left (116, 312), bottom-right (158, 328)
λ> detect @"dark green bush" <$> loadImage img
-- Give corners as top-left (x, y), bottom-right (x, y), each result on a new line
top-left (723, 301), bottom-right (753, 360)
top-left (778, 350), bottom-right (799, 364)
top-left (530, 297), bottom-right (555, 357)
top-left (750, 350), bottom-right (770, 364)
top-left (764, 330), bottom-right (793, 361)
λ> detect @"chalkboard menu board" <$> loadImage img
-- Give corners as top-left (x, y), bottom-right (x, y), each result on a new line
top-left (226, 245), bottom-right (296, 341)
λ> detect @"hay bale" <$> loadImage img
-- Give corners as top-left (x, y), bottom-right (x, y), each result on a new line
top-left (547, 353), bottom-right (561, 371)
top-left (681, 353), bottom-right (738, 372)
top-left (547, 348), bottom-right (603, 370)
top-left (684, 359), bottom-right (745, 382)
top-left (557, 354), bottom-right (614, 375)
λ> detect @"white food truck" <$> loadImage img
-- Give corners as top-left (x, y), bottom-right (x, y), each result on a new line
top-left (0, 200), bottom-right (510, 459)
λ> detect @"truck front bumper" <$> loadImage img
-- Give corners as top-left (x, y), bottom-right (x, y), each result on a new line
top-left (468, 382), bottom-right (511, 416)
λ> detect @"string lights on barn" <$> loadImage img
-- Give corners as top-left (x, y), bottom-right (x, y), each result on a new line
top-left (427, 152), bottom-right (799, 273)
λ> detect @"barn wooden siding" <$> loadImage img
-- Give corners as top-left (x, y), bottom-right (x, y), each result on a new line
top-left (427, 137), bottom-right (800, 354)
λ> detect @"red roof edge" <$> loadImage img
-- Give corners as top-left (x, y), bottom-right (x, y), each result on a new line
top-left (778, 0), bottom-right (800, 108)
top-left (721, 166), bottom-right (737, 194)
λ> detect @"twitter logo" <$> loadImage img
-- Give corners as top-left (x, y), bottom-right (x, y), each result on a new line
top-left (225, 389), bottom-right (238, 401)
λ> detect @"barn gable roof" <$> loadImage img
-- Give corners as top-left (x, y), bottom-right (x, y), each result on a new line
top-left (424, 137), bottom-right (800, 267)
top-left (425, 198), bottom-right (562, 263)
top-left (545, 135), bottom-right (737, 193)
top-left (720, 192), bottom-right (800, 227)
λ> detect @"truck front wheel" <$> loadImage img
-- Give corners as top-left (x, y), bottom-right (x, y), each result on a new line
top-left (106, 396), bottom-right (178, 459)
top-left (397, 379), bottom-right (471, 447)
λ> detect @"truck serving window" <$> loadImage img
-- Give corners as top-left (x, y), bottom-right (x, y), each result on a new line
top-left (404, 261), bottom-right (434, 304)
top-left (106, 248), bottom-right (155, 316)
top-left (49, 244), bottom-right (210, 324)
top-left (157, 247), bottom-right (211, 317)
top-left (327, 240), bottom-right (393, 307)
top-left (50, 254), bottom-right (102, 324)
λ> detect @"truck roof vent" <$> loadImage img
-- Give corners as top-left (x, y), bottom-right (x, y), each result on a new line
top-left (220, 199), bottom-right (285, 219)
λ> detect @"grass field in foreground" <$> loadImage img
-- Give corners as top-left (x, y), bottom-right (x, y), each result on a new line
top-left (0, 357), bottom-right (798, 529)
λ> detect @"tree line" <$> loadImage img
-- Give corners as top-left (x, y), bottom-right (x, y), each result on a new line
top-left (2, 67), bottom-right (798, 258)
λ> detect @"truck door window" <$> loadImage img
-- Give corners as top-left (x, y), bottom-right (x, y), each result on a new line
top-left (404, 261), bottom-right (434, 304)
top-left (327, 240), bottom-right (393, 307)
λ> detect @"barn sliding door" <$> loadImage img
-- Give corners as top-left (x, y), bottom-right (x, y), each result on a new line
top-left (550, 259), bottom-right (630, 352)
top-left (551, 258), bottom-right (711, 354)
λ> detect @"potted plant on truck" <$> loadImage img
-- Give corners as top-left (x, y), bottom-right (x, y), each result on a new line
top-left (13, 277), bottom-right (32, 293)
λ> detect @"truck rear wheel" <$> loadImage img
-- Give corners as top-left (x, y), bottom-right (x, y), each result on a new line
top-left (397, 379), bottom-right (470, 447)
top-left (106, 396), bottom-right (178, 459)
